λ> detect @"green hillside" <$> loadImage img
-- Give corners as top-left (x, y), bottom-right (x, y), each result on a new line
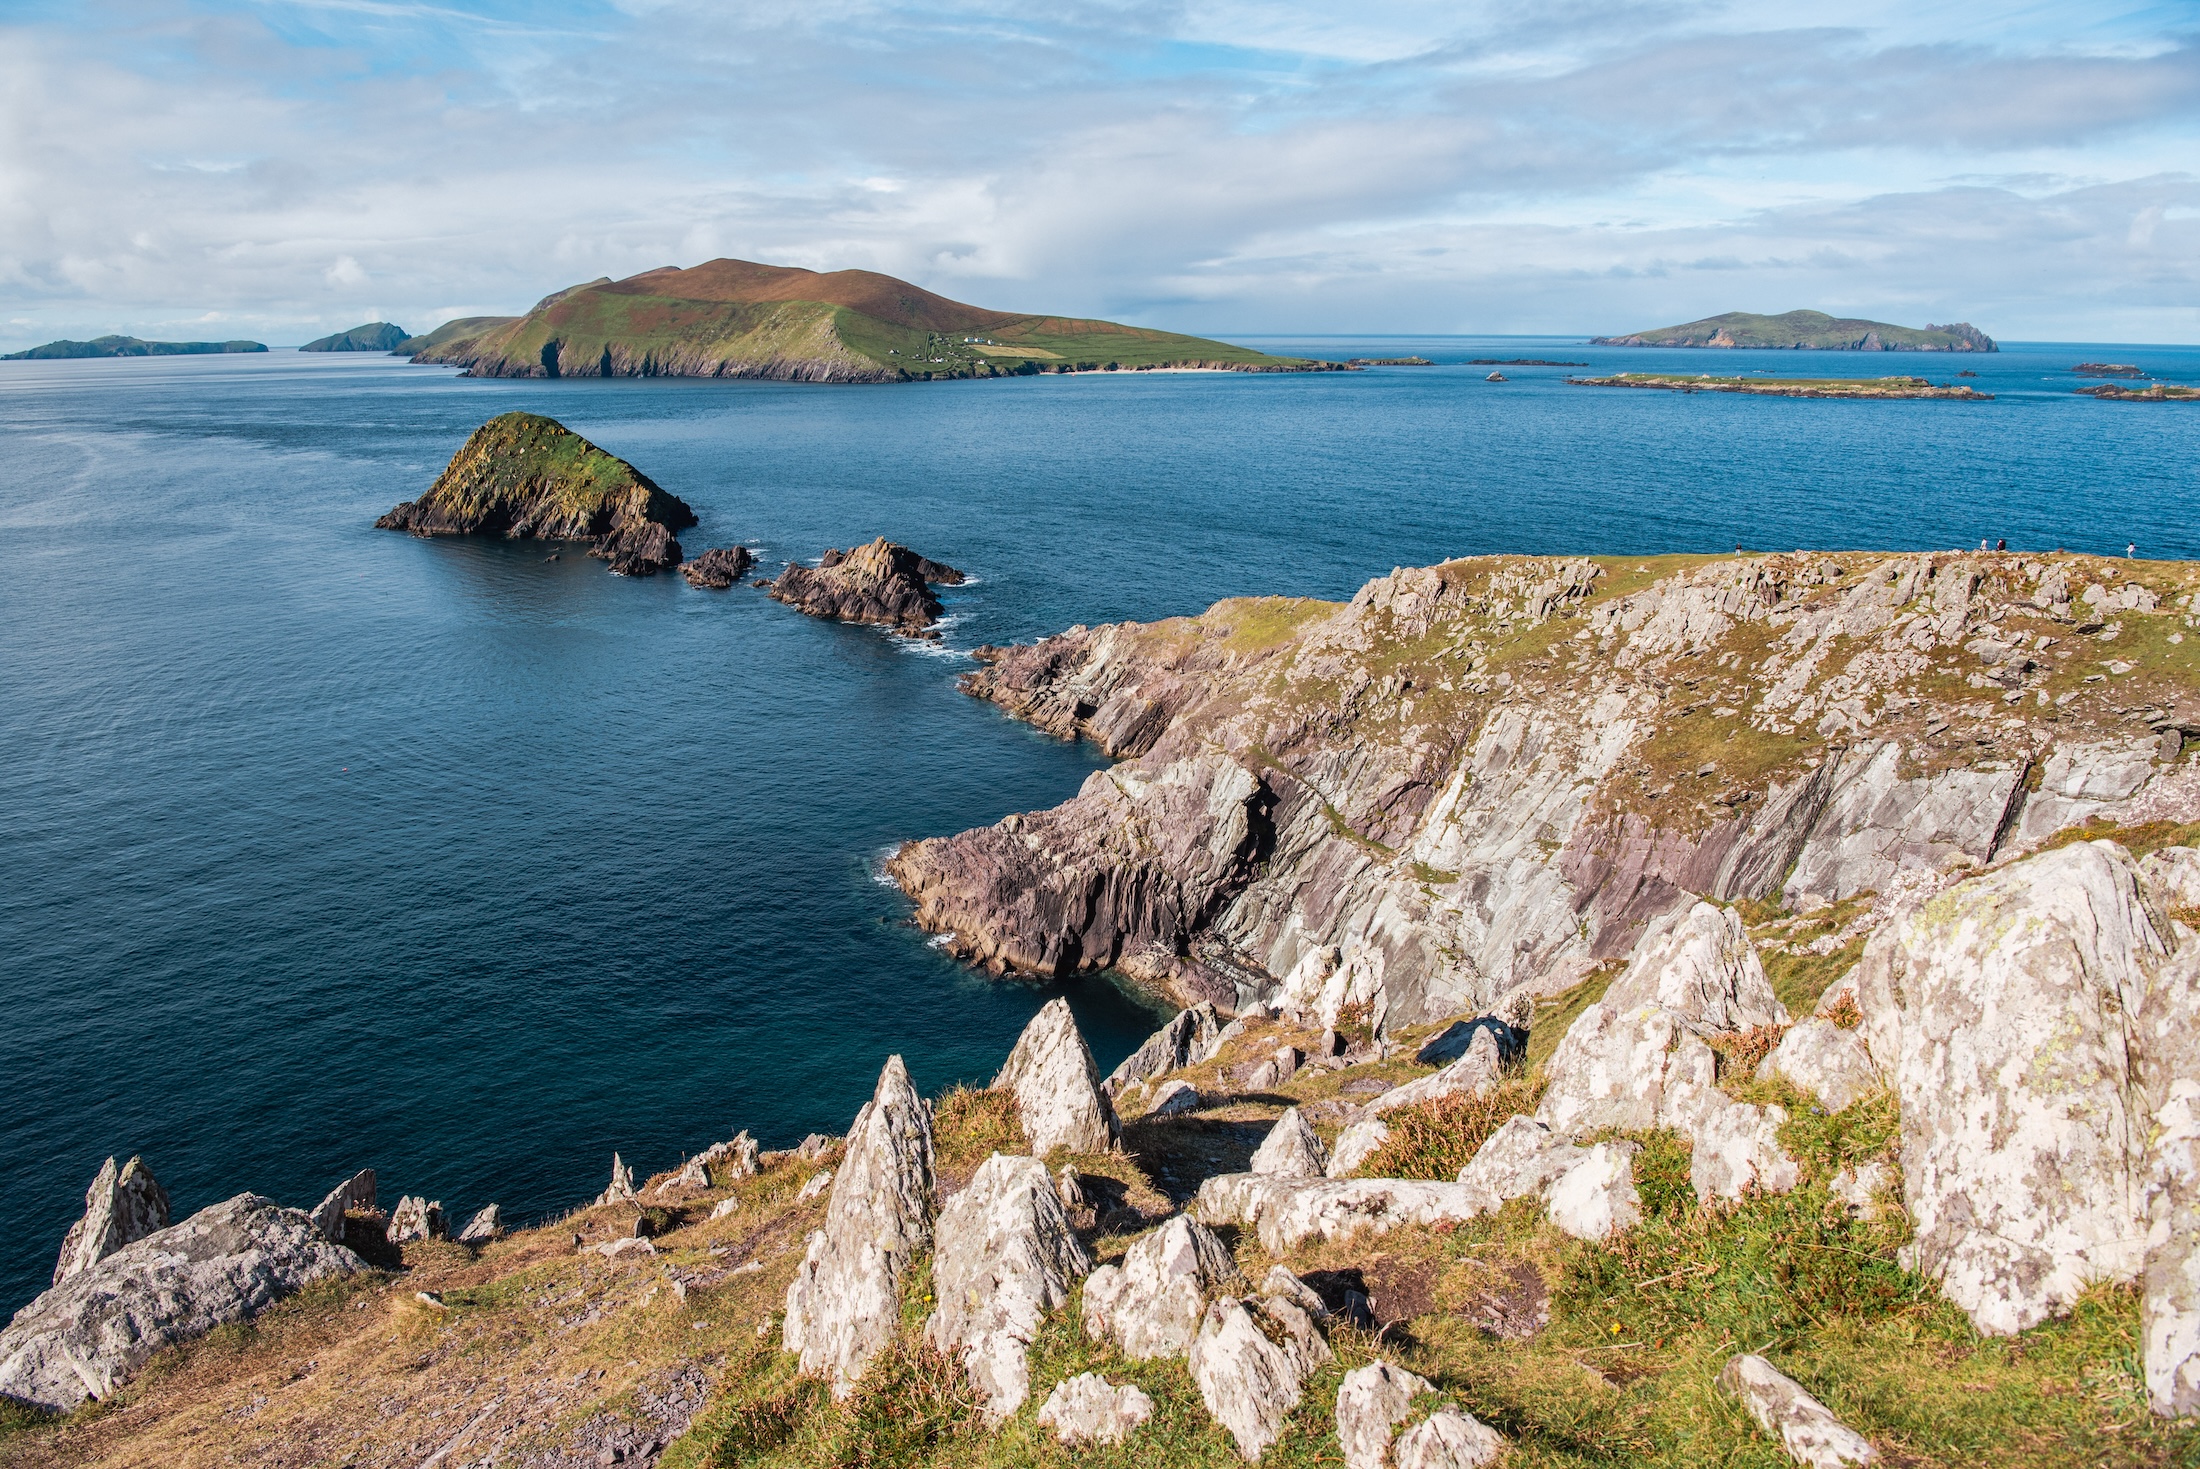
top-left (405, 259), bottom-right (1333, 381)
top-left (300, 322), bottom-right (410, 352)
top-left (3, 335), bottom-right (267, 360)
top-left (1593, 310), bottom-right (1996, 352)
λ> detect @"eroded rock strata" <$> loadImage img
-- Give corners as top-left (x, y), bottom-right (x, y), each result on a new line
top-left (679, 545), bottom-right (754, 588)
top-left (769, 537), bottom-right (965, 633)
top-left (376, 411), bottom-right (696, 575)
top-left (891, 551), bottom-right (2200, 1023)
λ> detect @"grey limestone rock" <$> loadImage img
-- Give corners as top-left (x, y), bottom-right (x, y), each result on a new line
top-left (596, 1154), bottom-right (638, 1207)
top-left (386, 1195), bottom-right (446, 1244)
top-left (1082, 1214), bottom-right (1243, 1360)
top-left (1545, 1142), bottom-right (1641, 1242)
top-left (2142, 846), bottom-right (2200, 912)
top-left (995, 998), bottom-right (1119, 1156)
top-left (1757, 1018), bottom-right (1881, 1114)
top-left (926, 1151), bottom-right (1091, 1421)
top-left (1783, 741), bottom-right (2028, 908)
top-left (1455, 1114), bottom-right (1582, 1214)
top-left (1367, 1028), bottom-right (1506, 1118)
top-left (1326, 1115), bottom-right (1391, 1178)
top-left (1717, 1353), bottom-right (1877, 1466)
top-left (306, 1168), bottom-right (374, 1246)
top-left (1599, 899), bottom-right (1789, 1033)
top-left (1336, 1360), bottom-right (1432, 1469)
top-left (51, 1155), bottom-right (171, 1286)
top-left (1394, 1410), bottom-right (1506, 1468)
top-left (0, 1193), bottom-right (361, 1411)
top-left (1188, 1294), bottom-right (1333, 1462)
top-left (1830, 1160), bottom-right (1893, 1217)
top-left (1856, 840), bottom-right (2171, 1335)
top-left (1413, 1015), bottom-right (1520, 1067)
top-left (1146, 1078), bottom-right (1202, 1117)
top-left (2013, 739), bottom-right (2161, 848)
top-left (1194, 1173), bottom-right (1482, 1254)
top-left (1105, 1002), bottom-right (1223, 1094)
top-left (455, 1203), bottom-right (502, 1243)
top-left (1260, 1264), bottom-right (1331, 1319)
top-left (782, 1054), bottom-right (937, 1398)
top-left (1249, 1107), bottom-right (1328, 1179)
top-left (1035, 1372), bottom-right (1155, 1446)
top-left (2138, 944), bottom-right (2200, 1415)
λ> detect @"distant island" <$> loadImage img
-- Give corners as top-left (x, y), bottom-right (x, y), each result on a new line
top-left (3, 335), bottom-right (267, 360)
top-left (1592, 310), bottom-right (1995, 352)
top-left (2078, 382), bottom-right (2198, 402)
top-left (301, 323), bottom-right (409, 352)
top-left (2072, 363), bottom-right (2146, 378)
top-left (1570, 372), bottom-right (1992, 400)
top-left (1469, 358), bottom-right (1588, 366)
top-left (400, 258), bottom-right (1341, 382)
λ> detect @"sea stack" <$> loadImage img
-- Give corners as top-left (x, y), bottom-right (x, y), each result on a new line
top-left (375, 412), bottom-right (696, 576)
top-left (769, 537), bottom-right (965, 633)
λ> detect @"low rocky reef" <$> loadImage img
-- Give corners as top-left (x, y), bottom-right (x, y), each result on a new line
top-left (375, 411), bottom-right (698, 576)
top-left (1569, 372), bottom-right (1992, 400)
top-left (679, 545), bottom-right (754, 588)
top-left (2081, 382), bottom-right (2200, 402)
top-left (769, 536), bottom-right (967, 635)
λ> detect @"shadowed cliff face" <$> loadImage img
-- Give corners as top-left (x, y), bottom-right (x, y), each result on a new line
top-left (891, 551), bottom-right (2200, 1025)
top-left (374, 412), bottom-right (696, 575)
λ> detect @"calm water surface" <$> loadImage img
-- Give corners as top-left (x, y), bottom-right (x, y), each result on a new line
top-left (3, 336), bottom-right (2195, 1306)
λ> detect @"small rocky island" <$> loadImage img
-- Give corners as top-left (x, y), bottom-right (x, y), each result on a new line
top-left (375, 412), bottom-right (697, 575)
top-left (769, 537), bottom-right (965, 634)
top-left (2080, 381), bottom-right (2199, 402)
top-left (1570, 371), bottom-right (1992, 400)
top-left (680, 546), bottom-right (755, 588)
top-left (300, 322), bottom-right (409, 352)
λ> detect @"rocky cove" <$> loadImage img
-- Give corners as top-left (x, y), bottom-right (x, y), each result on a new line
top-left (0, 550), bottom-right (2194, 1465)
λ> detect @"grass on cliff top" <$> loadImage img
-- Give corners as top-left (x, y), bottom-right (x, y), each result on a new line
top-left (425, 411), bottom-right (662, 523)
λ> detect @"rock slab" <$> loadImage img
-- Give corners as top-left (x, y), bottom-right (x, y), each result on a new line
top-left (51, 1156), bottom-right (171, 1287)
top-left (1336, 1360), bottom-right (1431, 1469)
top-left (1035, 1372), bottom-right (1155, 1446)
top-left (926, 1151), bottom-right (1091, 1421)
top-left (1717, 1353), bottom-right (1877, 1466)
top-left (1188, 1295), bottom-right (1333, 1462)
top-left (1082, 1214), bottom-right (1244, 1360)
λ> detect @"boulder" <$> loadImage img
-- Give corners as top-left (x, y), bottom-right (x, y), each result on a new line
top-left (1260, 1265), bottom-right (1332, 1320)
top-left (1667, 1084), bottom-right (1801, 1203)
top-left (994, 998), bottom-right (1119, 1155)
top-left (2142, 847), bottom-right (2200, 912)
top-left (1035, 1373), bottom-right (1155, 1446)
top-left (306, 1168), bottom-right (375, 1247)
top-left (1600, 899), bottom-right (1789, 1033)
top-left (596, 1154), bottom-right (638, 1207)
top-left (455, 1204), bottom-right (502, 1243)
top-left (0, 1194), bottom-right (361, 1411)
top-left (1455, 1115), bottom-right (1583, 1214)
top-left (680, 545), bottom-right (754, 589)
top-left (1336, 1360), bottom-right (1432, 1469)
top-left (1326, 1116), bottom-right (1391, 1178)
top-left (1545, 1142), bottom-right (1641, 1242)
top-left (1249, 1108), bottom-right (1328, 1179)
top-left (598, 1236), bottom-right (655, 1261)
top-left (386, 1196), bottom-right (446, 1244)
top-left (783, 1054), bottom-right (938, 1397)
top-left (926, 1151), bottom-right (1092, 1421)
top-left (1414, 1016), bottom-right (1521, 1067)
top-left (1146, 1079), bottom-right (1202, 1118)
top-left (51, 1155), bottom-right (171, 1286)
top-left (1830, 1161), bottom-right (1893, 1218)
top-left (1757, 1019), bottom-right (1881, 1114)
top-left (1081, 1214), bottom-right (1244, 1359)
top-left (1394, 1411), bottom-right (1506, 1468)
top-left (1105, 1003), bottom-right (1223, 1094)
top-left (1195, 1174), bottom-right (1482, 1254)
top-left (1188, 1295), bottom-right (1333, 1462)
top-left (797, 1169), bottom-right (835, 1202)
top-left (1535, 1002), bottom-right (1692, 1136)
top-left (1855, 841), bottom-right (2171, 1334)
top-left (1717, 1353), bottom-right (1877, 1466)
top-left (1367, 1029), bottom-right (1505, 1117)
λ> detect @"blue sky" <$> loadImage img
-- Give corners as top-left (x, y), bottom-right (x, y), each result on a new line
top-left (3, 0), bottom-right (2198, 346)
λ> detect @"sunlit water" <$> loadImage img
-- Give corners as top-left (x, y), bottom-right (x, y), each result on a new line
top-left (3, 336), bottom-right (2194, 1307)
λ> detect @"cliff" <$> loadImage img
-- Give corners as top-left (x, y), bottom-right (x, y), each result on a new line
top-left (404, 258), bottom-right (1335, 382)
top-left (300, 323), bottom-right (409, 352)
top-left (2, 336), bottom-right (267, 360)
top-left (375, 412), bottom-right (697, 575)
top-left (1593, 311), bottom-right (1997, 352)
top-left (891, 551), bottom-right (2196, 1021)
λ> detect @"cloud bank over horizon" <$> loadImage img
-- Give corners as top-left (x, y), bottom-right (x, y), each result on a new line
top-left (3, 0), bottom-right (2198, 349)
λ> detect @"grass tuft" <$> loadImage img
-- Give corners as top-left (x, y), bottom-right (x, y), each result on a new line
top-left (1361, 1076), bottom-right (1548, 1180)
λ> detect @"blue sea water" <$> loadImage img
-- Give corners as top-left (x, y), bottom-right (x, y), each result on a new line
top-left (3, 335), bottom-right (2196, 1309)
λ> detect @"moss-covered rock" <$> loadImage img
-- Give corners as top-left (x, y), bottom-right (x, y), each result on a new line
top-left (375, 412), bottom-right (695, 575)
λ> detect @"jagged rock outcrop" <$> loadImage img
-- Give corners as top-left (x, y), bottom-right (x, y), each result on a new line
top-left (1188, 1294), bottom-right (1333, 1461)
top-left (1249, 1108), bottom-right (1328, 1179)
top-left (1336, 1361), bottom-right (1432, 1469)
top-left (376, 413), bottom-right (695, 575)
top-left (1394, 1410), bottom-right (1506, 1468)
top-left (890, 551), bottom-right (2199, 1031)
top-left (783, 1055), bottom-right (937, 1397)
top-left (307, 1168), bottom-right (375, 1246)
top-left (1106, 1003), bottom-right (1224, 1095)
top-left (680, 546), bottom-right (753, 588)
top-left (455, 1204), bottom-right (502, 1243)
top-left (993, 998), bottom-right (1118, 1155)
top-left (671, 1131), bottom-right (760, 1191)
top-left (769, 538), bottom-right (964, 633)
top-left (1455, 1115), bottom-right (1584, 1215)
top-left (0, 1194), bottom-right (361, 1411)
top-left (1718, 1354), bottom-right (1878, 1467)
top-left (1081, 1215), bottom-right (1244, 1359)
top-left (926, 1151), bottom-right (1090, 1420)
top-left (1544, 1141), bottom-right (1641, 1242)
top-left (1856, 841), bottom-right (2173, 1335)
top-left (1758, 1018), bottom-right (1880, 1113)
top-left (51, 1156), bottom-right (170, 1286)
top-left (1195, 1174), bottom-right (1482, 1254)
top-left (387, 1196), bottom-right (446, 1244)
top-left (595, 1155), bottom-right (638, 1207)
top-left (1598, 901), bottom-right (1789, 1033)
top-left (1035, 1373), bottom-right (1155, 1446)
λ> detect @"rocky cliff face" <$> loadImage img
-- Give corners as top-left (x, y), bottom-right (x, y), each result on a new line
top-left (770, 538), bottom-right (966, 634)
top-left (376, 412), bottom-right (697, 576)
top-left (892, 551), bottom-right (2200, 1025)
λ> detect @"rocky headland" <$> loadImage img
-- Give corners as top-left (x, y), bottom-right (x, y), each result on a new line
top-left (1592, 311), bottom-right (1996, 352)
top-left (6, 549), bottom-right (2200, 1468)
top-left (1, 336), bottom-right (267, 360)
top-left (300, 322), bottom-right (409, 352)
top-left (769, 537), bottom-right (966, 634)
top-left (1569, 373), bottom-right (1991, 400)
top-left (376, 412), bottom-right (697, 576)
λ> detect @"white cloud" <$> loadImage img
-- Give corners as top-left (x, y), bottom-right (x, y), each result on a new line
top-left (326, 254), bottom-right (368, 286)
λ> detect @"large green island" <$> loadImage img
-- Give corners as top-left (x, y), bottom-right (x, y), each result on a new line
top-left (1593, 309), bottom-right (1995, 352)
top-left (403, 258), bottom-right (1336, 382)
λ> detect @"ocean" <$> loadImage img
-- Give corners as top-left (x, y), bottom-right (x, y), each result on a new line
top-left (3, 335), bottom-right (2194, 1308)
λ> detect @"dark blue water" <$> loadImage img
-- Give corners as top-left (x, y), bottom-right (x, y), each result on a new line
top-left (3, 336), bottom-right (2195, 1308)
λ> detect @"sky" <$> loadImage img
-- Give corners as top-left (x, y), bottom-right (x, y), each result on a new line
top-left (3, 0), bottom-right (2199, 347)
